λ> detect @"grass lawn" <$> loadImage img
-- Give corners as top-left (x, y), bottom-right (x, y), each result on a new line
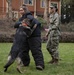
top-left (0, 43), bottom-right (74, 75)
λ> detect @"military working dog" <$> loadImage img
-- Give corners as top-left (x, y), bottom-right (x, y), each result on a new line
top-left (4, 18), bottom-right (36, 73)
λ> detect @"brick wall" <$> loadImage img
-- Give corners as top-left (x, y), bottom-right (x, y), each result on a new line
top-left (0, 0), bottom-right (61, 19)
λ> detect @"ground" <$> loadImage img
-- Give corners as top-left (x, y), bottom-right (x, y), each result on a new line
top-left (0, 43), bottom-right (74, 75)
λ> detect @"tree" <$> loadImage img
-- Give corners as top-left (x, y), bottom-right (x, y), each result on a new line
top-left (6, 0), bottom-right (12, 19)
top-left (44, 0), bottom-right (49, 25)
top-left (61, 0), bottom-right (74, 22)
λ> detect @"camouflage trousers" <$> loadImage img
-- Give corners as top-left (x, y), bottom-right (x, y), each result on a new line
top-left (46, 29), bottom-right (60, 59)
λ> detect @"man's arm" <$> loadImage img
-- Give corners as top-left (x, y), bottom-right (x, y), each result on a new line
top-left (14, 17), bottom-right (24, 28)
top-left (31, 24), bottom-right (37, 33)
top-left (27, 15), bottom-right (38, 33)
top-left (45, 29), bottom-right (49, 37)
top-left (52, 14), bottom-right (60, 29)
top-left (14, 21), bottom-right (22, 28)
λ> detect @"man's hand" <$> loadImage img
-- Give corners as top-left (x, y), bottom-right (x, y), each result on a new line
top-left (45, 32), bottom-right (49, 38)
top-left (45, 28), bottom-right (49, 38)
top-left (45, 29), bottom-right (49, 32)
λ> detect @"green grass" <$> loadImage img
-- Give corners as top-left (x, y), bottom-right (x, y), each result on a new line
top-left (0, 43), bottom-right (74, 75)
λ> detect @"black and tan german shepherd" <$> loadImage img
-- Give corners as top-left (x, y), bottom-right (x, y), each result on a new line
top-left (4, 18), bottom-right (32, 73)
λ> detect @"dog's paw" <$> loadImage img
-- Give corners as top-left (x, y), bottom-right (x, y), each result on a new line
top-left (4, 68), bottom-right (7, 72)
top-left (16, 67), bottom-right (24, 74)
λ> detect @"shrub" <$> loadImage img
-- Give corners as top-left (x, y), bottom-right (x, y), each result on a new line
top-left (41, 32), bottom-right (74, 43)
top-left (60, 32), bottom-right (74, 43)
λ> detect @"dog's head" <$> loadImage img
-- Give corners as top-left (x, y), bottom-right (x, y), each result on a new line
top-left (22, 18), bottom-right (31, 26)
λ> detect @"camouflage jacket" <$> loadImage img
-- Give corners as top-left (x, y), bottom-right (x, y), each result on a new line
top-left (48, 12), bottom-right (60, 31)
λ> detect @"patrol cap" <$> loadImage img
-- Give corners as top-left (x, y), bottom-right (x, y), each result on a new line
top-left (50, 5), bottom-right (58, 8)
top-left (50, 5), bottom-right (55, 8)
top-left (50, 5), bottom-right (58, 11)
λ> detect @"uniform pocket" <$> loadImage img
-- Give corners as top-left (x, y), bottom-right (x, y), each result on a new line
top-left (50, 30), bottom-right (58, 37)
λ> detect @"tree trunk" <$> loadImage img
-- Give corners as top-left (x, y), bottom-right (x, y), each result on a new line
top-left (6, 0), bottom-right (12, 19)
top-left (44, 0), bottom-right (49, 25)
top-left (34, 0), bottom-right (37, 18)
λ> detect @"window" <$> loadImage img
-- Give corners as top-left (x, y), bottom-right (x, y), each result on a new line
top-left (41, 0), bottom-right (45, 8)
top-left (51, 2), bottom-right (58, 8)
top-left (24, 0), bottom-right (33, 5)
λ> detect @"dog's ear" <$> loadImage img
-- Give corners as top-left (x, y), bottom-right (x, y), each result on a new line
top-left (26, 19), bottom-right (31, 25)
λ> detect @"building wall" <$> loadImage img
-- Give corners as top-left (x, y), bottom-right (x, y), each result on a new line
top-left (26, 4), bottom-right (34, 13)
top-left (36, 0), bottom-right (44, 15)
top-left (0, 0), bottom-right (7, 18)
top-left (0, 0), bottom-right (61, 19)
top-left (12, 0), bottom-right (20, 11)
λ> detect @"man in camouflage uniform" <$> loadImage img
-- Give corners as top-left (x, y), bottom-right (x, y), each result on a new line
top-left (46, 5), bottom-right (61, 64)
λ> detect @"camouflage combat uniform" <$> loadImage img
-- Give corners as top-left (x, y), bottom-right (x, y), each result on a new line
top-left (46, 12), bottom-right (61, 60)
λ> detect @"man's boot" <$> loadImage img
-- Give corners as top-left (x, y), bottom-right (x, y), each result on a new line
top-left (53, 58), bottom-right (59, 64)
top-left (48, 57), bottom-right (55, 64)
top-left (48, 57), bottom-right (59, 64)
